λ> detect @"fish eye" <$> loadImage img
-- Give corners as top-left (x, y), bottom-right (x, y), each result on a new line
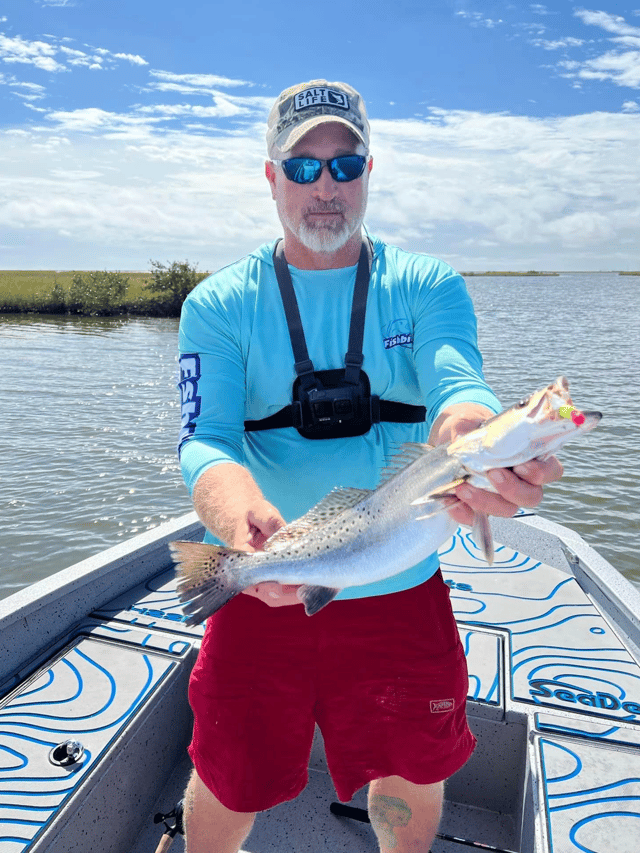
top-left (515, 396), bottom-right (530, 409)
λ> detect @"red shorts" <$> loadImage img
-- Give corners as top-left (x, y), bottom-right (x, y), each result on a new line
top-left (187, 570), bottom-right (475, 812)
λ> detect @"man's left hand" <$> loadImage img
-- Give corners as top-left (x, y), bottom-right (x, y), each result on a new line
top-left (448, 456), bottom-right (564, 527)
top-left (428, 401), bottom-right (564, 526)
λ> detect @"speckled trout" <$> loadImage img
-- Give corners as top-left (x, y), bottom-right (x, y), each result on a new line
top-left (171, 377), bottom-right (601, 623)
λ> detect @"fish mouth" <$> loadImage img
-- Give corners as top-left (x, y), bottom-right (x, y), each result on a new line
top-left (528, 409), bottom-right (602, 455)
top-left (520, 380), bottom-right (601, 457)
top-left (528, 377), bottom-right (601, 436)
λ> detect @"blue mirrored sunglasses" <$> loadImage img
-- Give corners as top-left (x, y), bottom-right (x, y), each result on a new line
top-left (272, 154), bottom-right (368, 184)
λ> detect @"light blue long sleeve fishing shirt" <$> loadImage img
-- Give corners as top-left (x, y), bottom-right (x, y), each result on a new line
top-left (178, 235), bottom-right (502, 600)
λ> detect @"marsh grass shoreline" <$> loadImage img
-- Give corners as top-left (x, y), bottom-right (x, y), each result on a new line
top-left (0, 263), bottom-right (208, 317)
top-left (1, 267), bottom-right (637, 317)
top-left (462, 270), bottom-right (559, 276)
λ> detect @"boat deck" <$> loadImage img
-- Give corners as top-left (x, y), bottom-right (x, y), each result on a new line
top-left (1, 513), bottom-right (639, 852)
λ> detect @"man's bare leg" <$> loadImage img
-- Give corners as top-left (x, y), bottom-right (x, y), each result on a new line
top-left (368, 775), bottom-right (443, 853)
top-left (183, 769), bottom-right (256, 853)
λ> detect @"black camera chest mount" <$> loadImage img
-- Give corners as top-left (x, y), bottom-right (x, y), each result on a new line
top-left (243, 239), bottom-right (426, 439)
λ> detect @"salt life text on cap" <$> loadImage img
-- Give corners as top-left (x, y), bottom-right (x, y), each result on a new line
top-left (266, 79), bottom-right (370, 157)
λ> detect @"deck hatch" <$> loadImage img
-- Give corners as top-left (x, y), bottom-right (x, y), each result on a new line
top-left (0, 636), bottom-right (177, 852)
top-left (536, 735), bottom-right (640, 853)
top-left (441, 530), bottom-right (640, 724)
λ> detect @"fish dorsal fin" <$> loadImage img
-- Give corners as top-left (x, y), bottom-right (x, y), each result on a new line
top-left (378, 442), bottom-right (436, 487)
top-left (264, 487), bottom-right (372, 551)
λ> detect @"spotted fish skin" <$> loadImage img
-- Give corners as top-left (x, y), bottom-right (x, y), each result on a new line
top-left (171, 376), bottom-right (601, 624)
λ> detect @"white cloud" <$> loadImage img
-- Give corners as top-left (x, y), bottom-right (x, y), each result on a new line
top-left (0, 31), bottom-right (148, 78)
top-left (0, 74), bottom-right (47, 101)
top-left (13, 80), bottom-right (47, 94)
top-left (455, 10), bottom-right (503, 29)
top-left (1, 103), bottom-right (638, 272)
top-left (530, 37), bottom-right (585, 50)
top-left (611, 35), bottom-right (640, 49)
top-left (364, 109), bottom-right (640, 269)
top-left (530, 4), bottom-right (555, 14)
top-left (555, 10), bottom-right (640, 89)
top-left (574, 9), bottom-right (640, 39)
top-left (58, 45), bottom-right (100, 69)
top-left (517, 22), bottom-right (547, 37)
top-left (0, 33), bottom-right (66, 72)
top-left (113, 52), bottom-right (148, 66)
top-left (561, 50), bottom-right (640, 88)
top-left (622, 99), bottom-right (639, 111)
top-left (0, 125), bottom-right (276, 269)
top-left (149, 70), bottom-right (251, 89)
top-left (45, 107), bottom-right (163, 137)
top-left (136, 102), bottom-right (250, 120)
top-left (59, 46), bottom-right (88, 58)
top-left (63, 45), bottom-right (148, 69)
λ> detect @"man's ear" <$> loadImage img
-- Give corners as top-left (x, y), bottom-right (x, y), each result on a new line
top-left (265, 160), bottom-right (277, 200)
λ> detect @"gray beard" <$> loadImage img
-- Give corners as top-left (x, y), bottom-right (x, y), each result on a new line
top-left (281, 199), bottom-right (367, 254)
top-left (296, 218), bottom-right (353, 253)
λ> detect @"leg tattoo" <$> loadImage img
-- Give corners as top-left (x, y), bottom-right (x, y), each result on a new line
top-left (369, 794), bottom-right (412, 850)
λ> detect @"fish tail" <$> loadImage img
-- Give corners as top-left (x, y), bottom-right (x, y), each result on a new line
top-left (170, 540), bottom-right (257, 625)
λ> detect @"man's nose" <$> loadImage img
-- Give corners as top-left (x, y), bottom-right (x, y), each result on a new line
top-left (311, 164), bottom-right (338, 199)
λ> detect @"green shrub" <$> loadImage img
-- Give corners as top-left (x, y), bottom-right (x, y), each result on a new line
top-left (147, 260), bottom-right (208, 316)
top-left (48, 281), bottom-right (67, 314)
top-left (66, 271), bottom-right (129, 315)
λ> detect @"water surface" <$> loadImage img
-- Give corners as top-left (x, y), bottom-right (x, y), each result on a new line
top-left (1, 272), bottom-right (638, 599)
top-left (1, 315), bottom-right (191, 597)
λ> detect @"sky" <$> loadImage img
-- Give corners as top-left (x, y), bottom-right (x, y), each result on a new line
top-left (1, 1), bottom-right (639, 272)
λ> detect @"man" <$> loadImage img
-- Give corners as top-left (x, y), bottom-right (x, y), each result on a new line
top-left (177, 80), bottom-right (561, 853)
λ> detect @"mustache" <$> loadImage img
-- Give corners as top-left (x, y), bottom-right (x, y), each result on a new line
top-left (304, 201), bottom-right (345, 215)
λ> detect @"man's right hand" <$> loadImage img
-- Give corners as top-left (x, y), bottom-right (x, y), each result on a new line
top-left (192, 464), bottom-right (303, 608)
top-left (231, 500), bottom-right (304, 608)
top-left (230, 501), bottom-right (285, 551)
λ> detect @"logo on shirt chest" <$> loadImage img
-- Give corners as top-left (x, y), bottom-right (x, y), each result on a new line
top-left (382, 319), bottom-right (414, 350)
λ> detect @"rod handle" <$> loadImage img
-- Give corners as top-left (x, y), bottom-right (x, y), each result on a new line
top-left (153, 833), bottom-right (176, 853)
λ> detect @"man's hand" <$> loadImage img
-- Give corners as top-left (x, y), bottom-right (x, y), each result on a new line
top-left (193, 463), bottom-right (303, 608)
top-left (230, 502), bottom-right (285, 551)
top-left (429, 402), bottom-right (564, 526)
top-left (449, 457), bottom-right (563, 526)
top-left (229, 500), bottom-right (305, 607)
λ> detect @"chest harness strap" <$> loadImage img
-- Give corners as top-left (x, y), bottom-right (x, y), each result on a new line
top-left (243, 239), bottom-right (426, 437)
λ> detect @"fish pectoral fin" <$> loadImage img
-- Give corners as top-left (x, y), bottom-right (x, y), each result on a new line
top-left (411, 478), bottom-right (466, 505)
top-left (296, 584), bottom-right (341, 616)
top-left (414, 496), bottom-right (459, 521)
top-left (471, 512), bottom-right (495, 566)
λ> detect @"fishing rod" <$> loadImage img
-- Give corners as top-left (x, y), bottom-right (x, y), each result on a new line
top-left (152, 795), bottom-right (517, 852)
top-left (153, 800), bottom-right (184, 852)
top-left (330, 802), bottom-right (517, 853)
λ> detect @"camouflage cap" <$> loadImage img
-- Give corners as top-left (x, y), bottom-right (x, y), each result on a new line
top-left (266, 79), bottom-right (370, 156)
